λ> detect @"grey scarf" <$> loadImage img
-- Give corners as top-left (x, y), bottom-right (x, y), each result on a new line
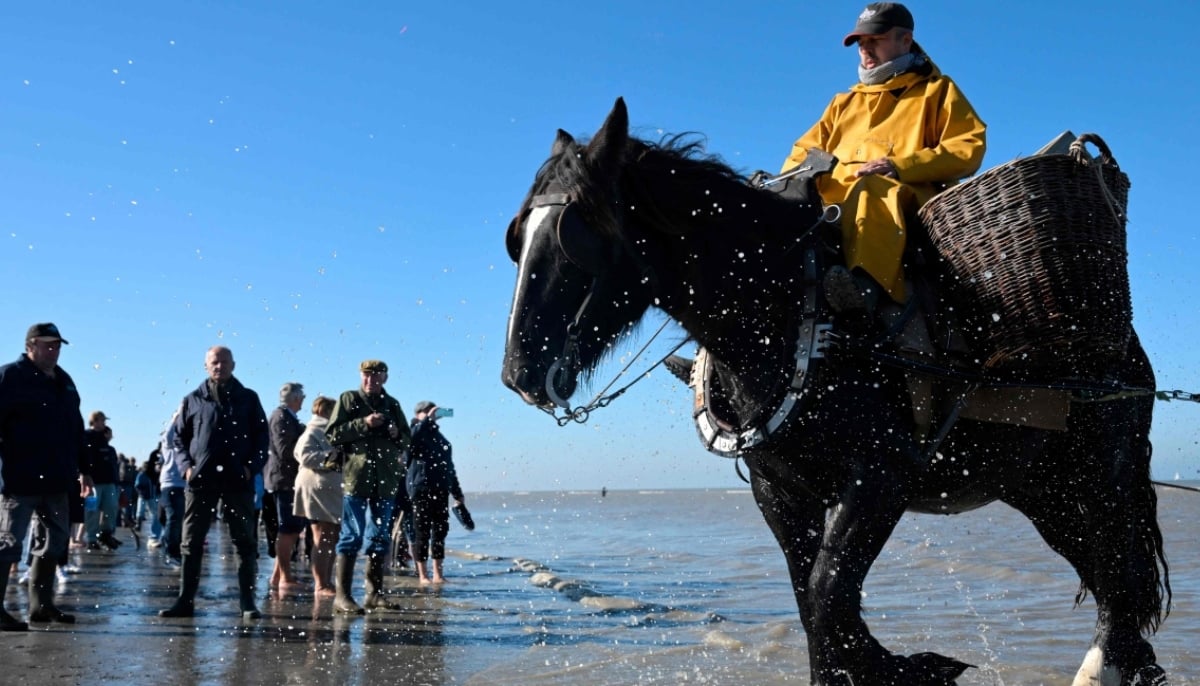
top-left (858, 51), bottom-right (923, 86)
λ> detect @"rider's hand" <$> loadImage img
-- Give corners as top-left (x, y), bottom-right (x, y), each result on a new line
top-left (855, 158), bottom-right (899, 179)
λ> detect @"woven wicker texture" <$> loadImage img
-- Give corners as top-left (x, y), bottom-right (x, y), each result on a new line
top-left (918, 134), bottom-right (1131, 378)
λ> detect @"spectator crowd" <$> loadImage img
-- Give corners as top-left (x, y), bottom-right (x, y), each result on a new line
top-left (1, 322), bottom-right (466, 630)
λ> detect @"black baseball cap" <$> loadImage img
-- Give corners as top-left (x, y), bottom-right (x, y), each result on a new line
top-left (843, 2), bottom-right (915, 46)
top-left (26, 322), bottom-right (69, 344)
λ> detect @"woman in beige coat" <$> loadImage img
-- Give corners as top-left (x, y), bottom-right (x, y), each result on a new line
top-left (293, 396), bottom-right (342, 596)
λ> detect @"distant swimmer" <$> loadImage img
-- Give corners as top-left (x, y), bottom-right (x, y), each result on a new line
top-left (601, 487), bottom-right (607, 498)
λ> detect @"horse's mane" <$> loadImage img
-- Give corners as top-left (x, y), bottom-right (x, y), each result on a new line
top-left (528, 131), bottom-right (781, 240)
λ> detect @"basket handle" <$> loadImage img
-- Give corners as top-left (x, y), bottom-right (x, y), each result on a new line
top-left (1071, 133), bottom-right (1126, 224)
top-left (1069, 133), bottom-right (1118, 168)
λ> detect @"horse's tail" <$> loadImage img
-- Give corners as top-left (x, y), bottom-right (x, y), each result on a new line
top-left (1115, 334), bottom-right (1171, 634)
top-left (1131, 393), bottom-right (1171, 635)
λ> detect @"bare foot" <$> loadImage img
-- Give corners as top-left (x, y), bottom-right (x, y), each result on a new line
top-left (418, 577), bottom-right (432, 586)
top-left (278, 578), bottom-right (304, 590)
top-left (431, 576), bottom-right (446, 584)
top-left (314, 585), bottom-right (336, 597)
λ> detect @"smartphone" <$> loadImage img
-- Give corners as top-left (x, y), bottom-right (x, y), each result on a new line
top-left (434, 407), bottom-right (454, 419)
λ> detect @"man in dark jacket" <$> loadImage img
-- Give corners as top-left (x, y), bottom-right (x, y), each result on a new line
top-left (406, 400), bottom-right (464, 585)
top-left (82, 411), bottom-right (122, 550)
top-left (159, 346), bottom-right (269, 620)
top-left (0, 323), bottom-right (92, 631)
top-left (265, 381), bottom-right (307, 590)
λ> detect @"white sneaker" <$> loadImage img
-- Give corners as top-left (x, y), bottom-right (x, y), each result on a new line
top-left (16, 569), bottom-right (30, 585)
top-left (147, 538), bottom-right (162, 549)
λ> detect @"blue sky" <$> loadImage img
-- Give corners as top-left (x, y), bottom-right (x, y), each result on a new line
top-left (2, 2), bottom-right (1197, 491)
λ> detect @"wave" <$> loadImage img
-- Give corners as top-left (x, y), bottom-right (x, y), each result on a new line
top-left (509, 556), bottom-right (724, 624)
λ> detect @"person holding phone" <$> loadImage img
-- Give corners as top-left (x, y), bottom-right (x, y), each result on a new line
top-left (326, 360), bottom-right (411, 613)
top-left (405, 400), bottom-right (463, 585)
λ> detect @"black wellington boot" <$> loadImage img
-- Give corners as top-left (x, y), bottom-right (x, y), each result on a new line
top-left (334, 554), bottom-right (364, 615)
top-left (362, 556), bottom-right (397, 612)
top-left (159, 553), bottom-right (202, 617)
top-left (27, 557), bottom-right (74, 624)
top-left (237, 555), bottom-right (260, 620)
top-left (0, 570), bottom-right (29, 631)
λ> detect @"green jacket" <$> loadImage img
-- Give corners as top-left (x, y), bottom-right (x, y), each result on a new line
top-left (326, 388), bottom-right (411, 498)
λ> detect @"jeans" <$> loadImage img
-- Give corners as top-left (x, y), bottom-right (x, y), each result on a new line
top-left (336, 495), bottom-right (394, 558)
top-left (87, 483), bottom-right (120, 541)
top-left (160, 487), bottom-right (185, 559)
top-left (0, 492), bottom-right (69, 566)
top-left (137, 496), bottom-right (162, 540)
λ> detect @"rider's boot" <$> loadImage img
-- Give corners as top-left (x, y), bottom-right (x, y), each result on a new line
top-left (823, 265), bottom-right (880, 315)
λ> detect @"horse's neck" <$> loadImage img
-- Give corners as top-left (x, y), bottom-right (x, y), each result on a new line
top-left (622, 156), bottom-right (809, 399)
top-left (647, 215), bottom-right (799, 399)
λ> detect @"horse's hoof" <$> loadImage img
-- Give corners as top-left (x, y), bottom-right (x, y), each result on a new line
top-left (908, 652), bottom-right (974, 682)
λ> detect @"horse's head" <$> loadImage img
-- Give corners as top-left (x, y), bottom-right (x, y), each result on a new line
top-left (502, 98), bottom-right (654, 408)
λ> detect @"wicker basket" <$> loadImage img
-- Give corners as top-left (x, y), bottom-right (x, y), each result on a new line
top-left (917, 133), bottom-right (1131, 378)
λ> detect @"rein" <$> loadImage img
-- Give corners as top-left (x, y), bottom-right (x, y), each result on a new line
top-left (540, 317), bottom-right (690, 426)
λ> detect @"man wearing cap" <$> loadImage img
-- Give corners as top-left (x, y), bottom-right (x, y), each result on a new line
top-left (159, 346), bottom-right (268, 620)
top-left (326, 359), bottom-right (411, 614)
top-left (0, 323), bottom-right (93, 630)
top-left (781, 2), bottom-right (986, 314)
top-left (83, 410), bottom-right (123, 550)
top-left (265, 381), bottom-right (308, 590)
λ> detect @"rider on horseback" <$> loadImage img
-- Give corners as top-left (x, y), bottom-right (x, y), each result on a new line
top-left (782, 2), bottom-right (986, 314)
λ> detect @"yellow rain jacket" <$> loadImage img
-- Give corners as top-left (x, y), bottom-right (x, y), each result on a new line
top-left (781, 59), bottom-right (986, 302)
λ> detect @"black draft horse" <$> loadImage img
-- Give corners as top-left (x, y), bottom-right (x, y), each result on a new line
top-left (501, 98), bottom-right (1169, 685)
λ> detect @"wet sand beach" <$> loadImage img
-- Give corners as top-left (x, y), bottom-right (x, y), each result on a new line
top-left (3, 488), bottom-right (1196, 685)
top-left (1, 531), bottom-right (504, 686)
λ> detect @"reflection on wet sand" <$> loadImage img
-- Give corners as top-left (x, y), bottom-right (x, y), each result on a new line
top-left (2, 527), bottom-right (460, 685)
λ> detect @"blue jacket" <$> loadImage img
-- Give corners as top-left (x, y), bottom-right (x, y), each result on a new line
top-left (0, 355), bottom-right (86, 495)
top-left (405, 418), bottom-right (462, 501)
top-left (172, 377), bottom-right (268, 492)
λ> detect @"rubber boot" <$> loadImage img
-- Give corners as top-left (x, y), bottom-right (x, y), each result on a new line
top-left (362, 556), bottom-right (397, 612)
top-left (823, 265), bottom-right (880, 315)
top-left (334, 554), bottom-right (364, 615)
top-left (159, 553), bottom-right (202, 617)
top-left (27, 557), bottom-right (74, 624)
top-left (237, 555), bottom-right (261, 620)
top-left (0, 568), bottom-right (29, 631)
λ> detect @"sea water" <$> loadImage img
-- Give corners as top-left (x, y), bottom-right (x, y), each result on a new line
top-left (428, 485), bottom-right (1197, 685)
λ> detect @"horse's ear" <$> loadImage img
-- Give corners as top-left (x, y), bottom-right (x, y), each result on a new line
top-left (588, 97), bottom-right (629, 173)
top-left (552, 129), bottom-right (575, 156)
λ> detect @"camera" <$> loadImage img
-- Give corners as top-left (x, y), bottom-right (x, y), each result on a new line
top-left (434, 407), bottom-right (454, 419)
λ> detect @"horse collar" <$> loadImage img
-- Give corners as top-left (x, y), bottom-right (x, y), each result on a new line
top-left (692, 248), bottom-right (832, 457)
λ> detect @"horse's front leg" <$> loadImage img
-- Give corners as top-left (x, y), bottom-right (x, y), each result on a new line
top-left (746, 469), bottom-right (838, 682)
top-left (808, 475), bottom-right (971, 685)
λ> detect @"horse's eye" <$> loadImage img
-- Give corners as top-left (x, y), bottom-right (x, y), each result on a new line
top-left (505, 214), bottom-right (524, 263)
top-left (556, 203), bottom-right (608, 276)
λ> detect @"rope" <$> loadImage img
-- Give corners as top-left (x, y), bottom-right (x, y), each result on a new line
top-left (1153, 480), bottom-right (1200, 494)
